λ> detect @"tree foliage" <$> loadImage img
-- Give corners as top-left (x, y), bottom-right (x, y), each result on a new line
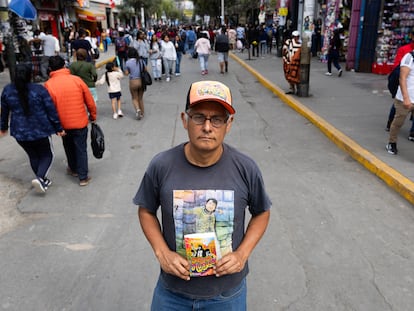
top-left (193, 0), bottom-right (237, 18)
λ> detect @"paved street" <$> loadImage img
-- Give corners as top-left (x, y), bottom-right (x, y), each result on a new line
top-left (0, 46), bottom-right (413, 310)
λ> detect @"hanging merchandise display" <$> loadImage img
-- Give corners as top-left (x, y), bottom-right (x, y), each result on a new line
top-left (373, 0), bottom-right (414, 74)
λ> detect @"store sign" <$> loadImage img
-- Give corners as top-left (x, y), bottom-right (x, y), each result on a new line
top-left (39, 12), bottom-right (55, 21)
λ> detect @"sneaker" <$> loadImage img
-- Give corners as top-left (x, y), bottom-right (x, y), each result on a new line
top-left (117, 109), bottom-right (123, 117)
top-left (66, 167), bottom-right (78, 177)
top-left (136, 109), bottom-right (141, 120)
top-left (166, 77), bottom-right (170, 82)
top-left (201, 70), bottom-right (206, 75)
top-left (32, 178), bottom-right (46, 193)
top-left (113, 112), bottom-right (118, 119)
top-left (205, 70), bottom-right (208, 74)
top-left (175, 73), bottom-right (180, 76)
top-left (338, 69), bottom-right (343, 77)
top-left (386, 142), bottom-right (398, 155)
top-left (408, 135), bottom-right (414, 142)
top-left (325, 72), bottom-right (332, 76)
top-left (43, 178), bottom-right (52, 189)
top-left (79, 176), bottom-right (91, 186)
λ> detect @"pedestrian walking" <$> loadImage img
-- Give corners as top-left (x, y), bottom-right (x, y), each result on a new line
top-left (71, 28), bottom-right (94, 63)
top-left (95, 62), bottom-right (124, 119)
top-left (385, 28), bottom-right (414, 133)
top-left (282, 30), bottom-right (301, 94)
top-left (133, 80), bottom-right (271, 311)
top-left (149, 35), bottom-right (162, 81)
top-left (386, 51), bottom-right (414, 155)
top-left (194, 32), bottom-right (211, 75)
top-left (0, 64), bottom-right (65, 193)
top-left (215, 26), bottom-right (230, 74)
top-left (132, 30), bottom-right (150, 65)
top-left (39, 29), bottom-right (60, 81)
top-left (325, 28), bottom-right (343, 77)
top-left (69, 48), bottom-right (98, 105)
top-left (175, 34), bottom-right (185, 76)
top-left (115, 29), bottom-right (129, 71)
top-left (160, 33), bottom-right (176, 82)
top-left (44, 56), bottom-right (96, 186)
top-left (124, 47), bottom-right (146, 120)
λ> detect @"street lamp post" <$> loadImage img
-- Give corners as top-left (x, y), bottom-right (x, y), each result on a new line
top-left (221, 0), bottom-right (224, 25)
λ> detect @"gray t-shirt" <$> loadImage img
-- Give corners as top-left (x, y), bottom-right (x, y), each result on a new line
top-left (133, 142), bottom-right (271, 299)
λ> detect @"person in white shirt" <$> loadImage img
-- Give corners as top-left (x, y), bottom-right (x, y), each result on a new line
top-left (39, 29), bottom-right (59, 80)
top-left (96, 62), bottom-right (124, 119)
top-left (194, 32), bottom-right (211, 75)
top-left (160, 33), bottom-right (176, 82)
top-left (386, 51), bottom-right (414, 155)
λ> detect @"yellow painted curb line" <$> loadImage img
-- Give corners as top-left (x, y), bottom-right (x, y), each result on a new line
top-left (231, 52), bottom-right (414, 205)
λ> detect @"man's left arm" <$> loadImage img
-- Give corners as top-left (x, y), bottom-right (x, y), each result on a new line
top-left (215, 209), bottom-right (270, 277)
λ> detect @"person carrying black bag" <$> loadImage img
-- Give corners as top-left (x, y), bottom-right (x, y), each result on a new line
top-left (215, 26), bottom-right (230, 74)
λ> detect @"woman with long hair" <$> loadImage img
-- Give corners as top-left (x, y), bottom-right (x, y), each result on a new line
top-left (124, 47), bottom-right (146, 120)
top-left (149, 35), bottom-right (162, 81)
top-left (0, 64), bottom-right (65, 193)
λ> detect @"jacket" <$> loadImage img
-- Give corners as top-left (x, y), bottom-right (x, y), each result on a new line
top-left (96, 69), bottom-right (123, 93)
top-left (45, 68), bottom-right (96, 130)
top-left (1, 83), bottom-right (63, 141)
top-left (69, 60), bottom-right (97, 88)
top-left (195, 37), bottom-right (211, 55)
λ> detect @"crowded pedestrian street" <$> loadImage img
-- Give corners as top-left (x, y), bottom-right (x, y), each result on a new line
top-left (1, 42), bottom-right (414, 310)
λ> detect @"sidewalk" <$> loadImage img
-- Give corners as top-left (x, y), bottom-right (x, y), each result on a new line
top-left (231, 51), bottom-right (414, 205)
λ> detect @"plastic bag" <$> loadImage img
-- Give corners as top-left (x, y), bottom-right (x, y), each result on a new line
top-left (90, 123), bottom-right (105, 159)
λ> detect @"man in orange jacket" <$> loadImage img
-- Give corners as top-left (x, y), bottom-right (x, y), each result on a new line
top-left (45, 55), bottom-right (97, 186)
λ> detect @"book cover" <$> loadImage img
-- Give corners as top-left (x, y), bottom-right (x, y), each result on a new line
top-left (184, 232), bottom-right (222, 277)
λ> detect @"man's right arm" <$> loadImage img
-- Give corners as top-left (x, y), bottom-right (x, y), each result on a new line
top-left (138, 206), bottom-right (190, 280)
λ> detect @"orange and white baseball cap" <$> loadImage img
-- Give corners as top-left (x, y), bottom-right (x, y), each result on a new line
top-left (186, 80), bottom-right (235, 115)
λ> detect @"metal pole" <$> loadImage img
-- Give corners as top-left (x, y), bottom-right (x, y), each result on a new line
top-left (221, 0), bottom-right (224, 25)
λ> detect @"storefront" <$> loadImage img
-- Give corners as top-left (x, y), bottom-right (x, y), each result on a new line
top-left (373, 0), bottom-right (414, 74)
top-left (37, 0), bottom-right (60, 38)
top-left (76, 0), bottom-right (108, 33)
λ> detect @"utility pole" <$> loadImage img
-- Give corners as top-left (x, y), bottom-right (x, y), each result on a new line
top-left (221, 0), bottom-right (224, 25)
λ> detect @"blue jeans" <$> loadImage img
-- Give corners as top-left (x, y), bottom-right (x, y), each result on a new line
top-left (198, 54), bottom-right (209, 72)
top-left (176, 51), bottom-right (182, 74)
top-left (151, 277), bottom-right (246, 311)
top-left (62, 127), bottom-right (89, 180)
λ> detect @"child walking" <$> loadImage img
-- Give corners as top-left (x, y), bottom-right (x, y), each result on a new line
top-left (96, 62), bottom-right (124, 119)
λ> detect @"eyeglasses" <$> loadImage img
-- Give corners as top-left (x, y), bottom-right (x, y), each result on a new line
top-left (187, 113), bottom-right (229, 128)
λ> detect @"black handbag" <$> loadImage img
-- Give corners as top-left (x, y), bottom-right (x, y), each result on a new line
top-left (92, 48), bottom-right (100, 59)
top-left (90, 123), bottom-right (105, 159)
top-left (140, 60), bottom-right (152, 87)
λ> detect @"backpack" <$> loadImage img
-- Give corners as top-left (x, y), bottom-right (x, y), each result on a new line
top-left (388, 51), bottom-right (414, 98)
top-left (115, 37), bottom-right (127, 52)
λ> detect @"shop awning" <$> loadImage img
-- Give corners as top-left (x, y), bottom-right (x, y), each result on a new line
top-left (76, 8), bottom-right (105, 22)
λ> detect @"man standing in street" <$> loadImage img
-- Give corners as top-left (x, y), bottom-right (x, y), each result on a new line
top-left (45, 56), bottom-right (96, 186)
top-left (39, 29), bottom-right (59, 81)
top-left (215, 26), bottom-right (230, 74)
top-left (133, 80), bottom-right (271, 310)
top-left (386, 50), bottom-right (414, 155)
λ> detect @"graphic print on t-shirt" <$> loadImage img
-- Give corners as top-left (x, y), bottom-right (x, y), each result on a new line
top-left (173, 190), bottom-right (234, 257)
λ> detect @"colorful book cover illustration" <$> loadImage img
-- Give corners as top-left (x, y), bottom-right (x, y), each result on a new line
top-left (184, 232), bottom-right (221, 277)
top-left (173, 190), bottom-right (235, 266)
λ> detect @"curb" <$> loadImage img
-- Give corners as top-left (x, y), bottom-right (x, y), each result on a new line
top-left (231, 52), bottom-right (414, 205)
